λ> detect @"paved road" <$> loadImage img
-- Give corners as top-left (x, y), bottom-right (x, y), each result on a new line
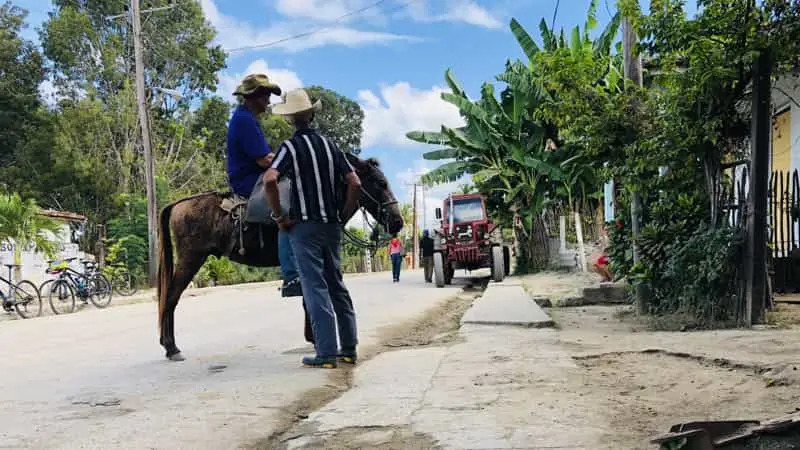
top-left (0, 271), bottom-right (461, 449)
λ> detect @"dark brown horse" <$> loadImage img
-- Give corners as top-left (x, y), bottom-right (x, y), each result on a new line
top-left (157, 154), bottom-right (403, 361)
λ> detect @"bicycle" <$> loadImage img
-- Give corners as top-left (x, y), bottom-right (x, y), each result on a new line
top-left (0, 263), bottom-right (42, 319)
top-left (105, 249), bottom-right (138, 297)
top-left (43, 258), bottom-right (112, 314)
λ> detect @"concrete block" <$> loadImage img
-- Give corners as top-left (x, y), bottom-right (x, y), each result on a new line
top-left (581, 283), bottom-right (627, 305)
top-left (461, 285), bottom-right (554, 328)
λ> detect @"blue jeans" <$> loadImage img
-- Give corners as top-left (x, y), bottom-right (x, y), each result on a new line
top-left (391, 253), bottom-right (402, 281)
top-left (278, 230), bottom-right (298, 281)
top-left (288, 222), bottom-right (358, 358)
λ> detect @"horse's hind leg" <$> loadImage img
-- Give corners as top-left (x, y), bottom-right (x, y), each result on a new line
top-left (302, 299), bottom-right (315, 344)
top-left (161, 254), bottom-right (207, 361)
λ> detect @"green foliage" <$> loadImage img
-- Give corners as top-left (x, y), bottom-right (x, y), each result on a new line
top-left (0, 2), bottom-right (46, 179)
top-left (194, 256), bottom-right (281, 288)
top-left (0, 192), bottom-right (62, 259)
top-left (104, 234), bottom-right (147, 286)
top-left (40, 0), bottom-right (225, 103)
top-left (644, 226), bottom-right (744, 328)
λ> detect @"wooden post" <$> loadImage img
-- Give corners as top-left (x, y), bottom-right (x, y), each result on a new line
top-left (622, 16), bottom-right (648, 314)
top-left (575, 211), bottom-right (587, 272)
top-left (131, 0), bottom-right (158, 287)
top-left (745, 48), bottom-right (772, 325)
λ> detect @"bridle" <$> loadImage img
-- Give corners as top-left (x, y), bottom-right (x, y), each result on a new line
top-left (342, 184), bottom-right (398, 249)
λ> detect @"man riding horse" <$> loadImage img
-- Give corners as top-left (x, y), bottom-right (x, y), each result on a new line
top-left (226, 74), bottom-right (302, 298)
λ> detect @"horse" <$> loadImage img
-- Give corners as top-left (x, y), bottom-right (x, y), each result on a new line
top-left (156, 154), bottom-right (403, 361)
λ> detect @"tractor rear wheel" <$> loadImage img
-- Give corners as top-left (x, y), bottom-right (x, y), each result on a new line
top-left (433, 252), bottom-right (445, 288)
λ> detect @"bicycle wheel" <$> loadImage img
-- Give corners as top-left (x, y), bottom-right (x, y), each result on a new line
top-left (12, 280), bottom-right (42, 319)
top-left (48, 279), bottom-right (76, 315)
top-left (88, 274), bottom-right (113, 308)
top-left (39, 279), bottom-right (55, 298)
top-left (113, 271), bottom-right (138, 296)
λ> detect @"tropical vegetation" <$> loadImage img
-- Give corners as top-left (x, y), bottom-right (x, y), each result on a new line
top-left (409, 0), bottom-right (800, 327)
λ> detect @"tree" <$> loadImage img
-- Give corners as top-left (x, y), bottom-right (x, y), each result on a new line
top-left (40, 0), bottom-right (226, 105)
top-left (305, 86), bottom-right (364, 154)
top-left (0, 3), bottom-right (46, 174)
top-left (0, 193), bottom-right (62, 280)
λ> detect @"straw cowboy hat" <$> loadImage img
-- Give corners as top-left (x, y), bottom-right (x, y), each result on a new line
top-left (233, 73), bottom-right (282, 97)
top-left (271, 88), bottom-right (321, 116)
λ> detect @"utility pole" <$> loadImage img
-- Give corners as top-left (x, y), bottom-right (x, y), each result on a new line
top-left (131, 0), bottom-right (158, 287)
top-left (745, 48), bottom-right (772, 325)
top-left (622, 16), bottom-right (647, 314)
top-left (411, 183), bottom-right (418, 269)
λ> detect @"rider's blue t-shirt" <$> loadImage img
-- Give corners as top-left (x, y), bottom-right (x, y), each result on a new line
top-left (226, 105), bottom-right (272, 197)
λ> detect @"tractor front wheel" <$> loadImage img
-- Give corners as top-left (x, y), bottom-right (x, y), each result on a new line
top-left (491, 246), bottom-right (505, 283)
top-left (433, 252), bottom-right (445, 288)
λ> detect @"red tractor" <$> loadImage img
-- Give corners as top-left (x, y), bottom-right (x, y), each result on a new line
top-left (431, 193), bottom-right (510, 287)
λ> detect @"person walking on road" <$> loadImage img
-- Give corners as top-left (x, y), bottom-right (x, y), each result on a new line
top-left (263, 88), bottom-right (362, 369)
top-left (389, 234), bottom-right (403, 283)
top-left (420, 230), bottom-right (434, 283)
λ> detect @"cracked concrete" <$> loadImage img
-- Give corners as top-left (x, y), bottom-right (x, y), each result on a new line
top-left (284, 322), bottom-right (609, 449)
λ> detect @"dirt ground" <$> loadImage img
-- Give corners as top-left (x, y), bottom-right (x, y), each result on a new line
top-left (549, 302), bottom-right (800, 448)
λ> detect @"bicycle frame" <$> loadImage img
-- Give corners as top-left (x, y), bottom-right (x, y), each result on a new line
top-left (47, 267), bottom-right (93, 295)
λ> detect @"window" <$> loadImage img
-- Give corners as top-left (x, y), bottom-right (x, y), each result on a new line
top-left (449, 198), bottom-right (485, 223)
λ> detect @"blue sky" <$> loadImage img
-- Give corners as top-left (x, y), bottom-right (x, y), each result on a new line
top-left (16, 0), bottom-right (695, 231)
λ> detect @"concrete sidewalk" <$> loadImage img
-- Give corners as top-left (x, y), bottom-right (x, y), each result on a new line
top-left (283, 280), bottom-right (607, 450)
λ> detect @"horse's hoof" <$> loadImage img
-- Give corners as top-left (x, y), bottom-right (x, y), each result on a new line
top-left (168, 352), bottom-right (186, 362)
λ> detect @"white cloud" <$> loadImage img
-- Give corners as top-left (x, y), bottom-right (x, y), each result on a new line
top-left (406, 0), bottom-right (503, 29)
top-left (358, 82), bottom-right (465, 148)
top-left (443, 1), bottom-right (504, 29)
top-left (217, 59), bottom-right (304, 102)
top-left (199, 0), bottom-right (414, 54)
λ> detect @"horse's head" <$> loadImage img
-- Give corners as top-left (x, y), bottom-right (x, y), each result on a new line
top-left (346, 153), bottom-right (404, 235)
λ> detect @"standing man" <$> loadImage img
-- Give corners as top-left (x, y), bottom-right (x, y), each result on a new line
top-left (226, 73), bottom-right (301, 297)
top-left (264, 88), bottom-right (362, 369)
top-left (420, 229), bottom-right (434, 283)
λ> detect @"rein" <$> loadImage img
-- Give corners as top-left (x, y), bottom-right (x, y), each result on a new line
top-left (342, 186), bottom-right (397, 250)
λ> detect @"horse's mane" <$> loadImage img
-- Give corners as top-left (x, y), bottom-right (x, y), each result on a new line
top-left (345, 152), bottom-right (380, 169)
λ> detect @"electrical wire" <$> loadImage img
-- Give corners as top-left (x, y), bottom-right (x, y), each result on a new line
top-left (223, 0), bottom-right (420, 53)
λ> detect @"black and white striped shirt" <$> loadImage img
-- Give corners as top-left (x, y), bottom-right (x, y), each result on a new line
top-left (270, 128), bottom-right (355, 223)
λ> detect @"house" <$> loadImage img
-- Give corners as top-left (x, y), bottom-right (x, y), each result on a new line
top-left (0, 209), bottom-right (91, 285)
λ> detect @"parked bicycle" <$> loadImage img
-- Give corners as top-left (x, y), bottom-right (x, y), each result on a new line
top-left (104, 249), bottom-right (138, 297)
top-left (0, 263), bottom-right (42, 319)
top-left (41, 258), bottom-right (112, 314)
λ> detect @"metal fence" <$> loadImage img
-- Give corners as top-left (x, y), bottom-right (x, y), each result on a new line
top-left (725, 167), bottom-right (800, 293)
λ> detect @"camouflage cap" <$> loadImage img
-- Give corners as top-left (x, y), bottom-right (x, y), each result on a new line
top-left (233, 74), bottom-right (282, 97)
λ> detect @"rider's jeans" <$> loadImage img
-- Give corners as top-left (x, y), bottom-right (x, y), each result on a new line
top-left (278, 230), bottom-right (299, 281)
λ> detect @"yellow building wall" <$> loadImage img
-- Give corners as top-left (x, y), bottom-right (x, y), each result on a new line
top-left (772, 109), bottom-right (792, 256)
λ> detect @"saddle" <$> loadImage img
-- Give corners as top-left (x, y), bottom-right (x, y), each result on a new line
top-left (220, 177), bottom-right (293, 256)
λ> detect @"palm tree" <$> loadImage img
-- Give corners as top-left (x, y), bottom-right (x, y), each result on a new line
top-left (0, 193), bottom-right (62, 280)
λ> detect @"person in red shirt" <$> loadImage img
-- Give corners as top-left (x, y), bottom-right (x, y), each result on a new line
top-left (388, 235), bottom-right (403, 282)
top-left (591, 228), bottom-right (614, 282)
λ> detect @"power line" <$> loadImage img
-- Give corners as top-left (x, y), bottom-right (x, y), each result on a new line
top-left (224, 0), bottom-right (418, 53)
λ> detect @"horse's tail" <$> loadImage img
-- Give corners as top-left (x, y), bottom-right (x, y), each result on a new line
top-left (157, 201), bottom-right (176, 333)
